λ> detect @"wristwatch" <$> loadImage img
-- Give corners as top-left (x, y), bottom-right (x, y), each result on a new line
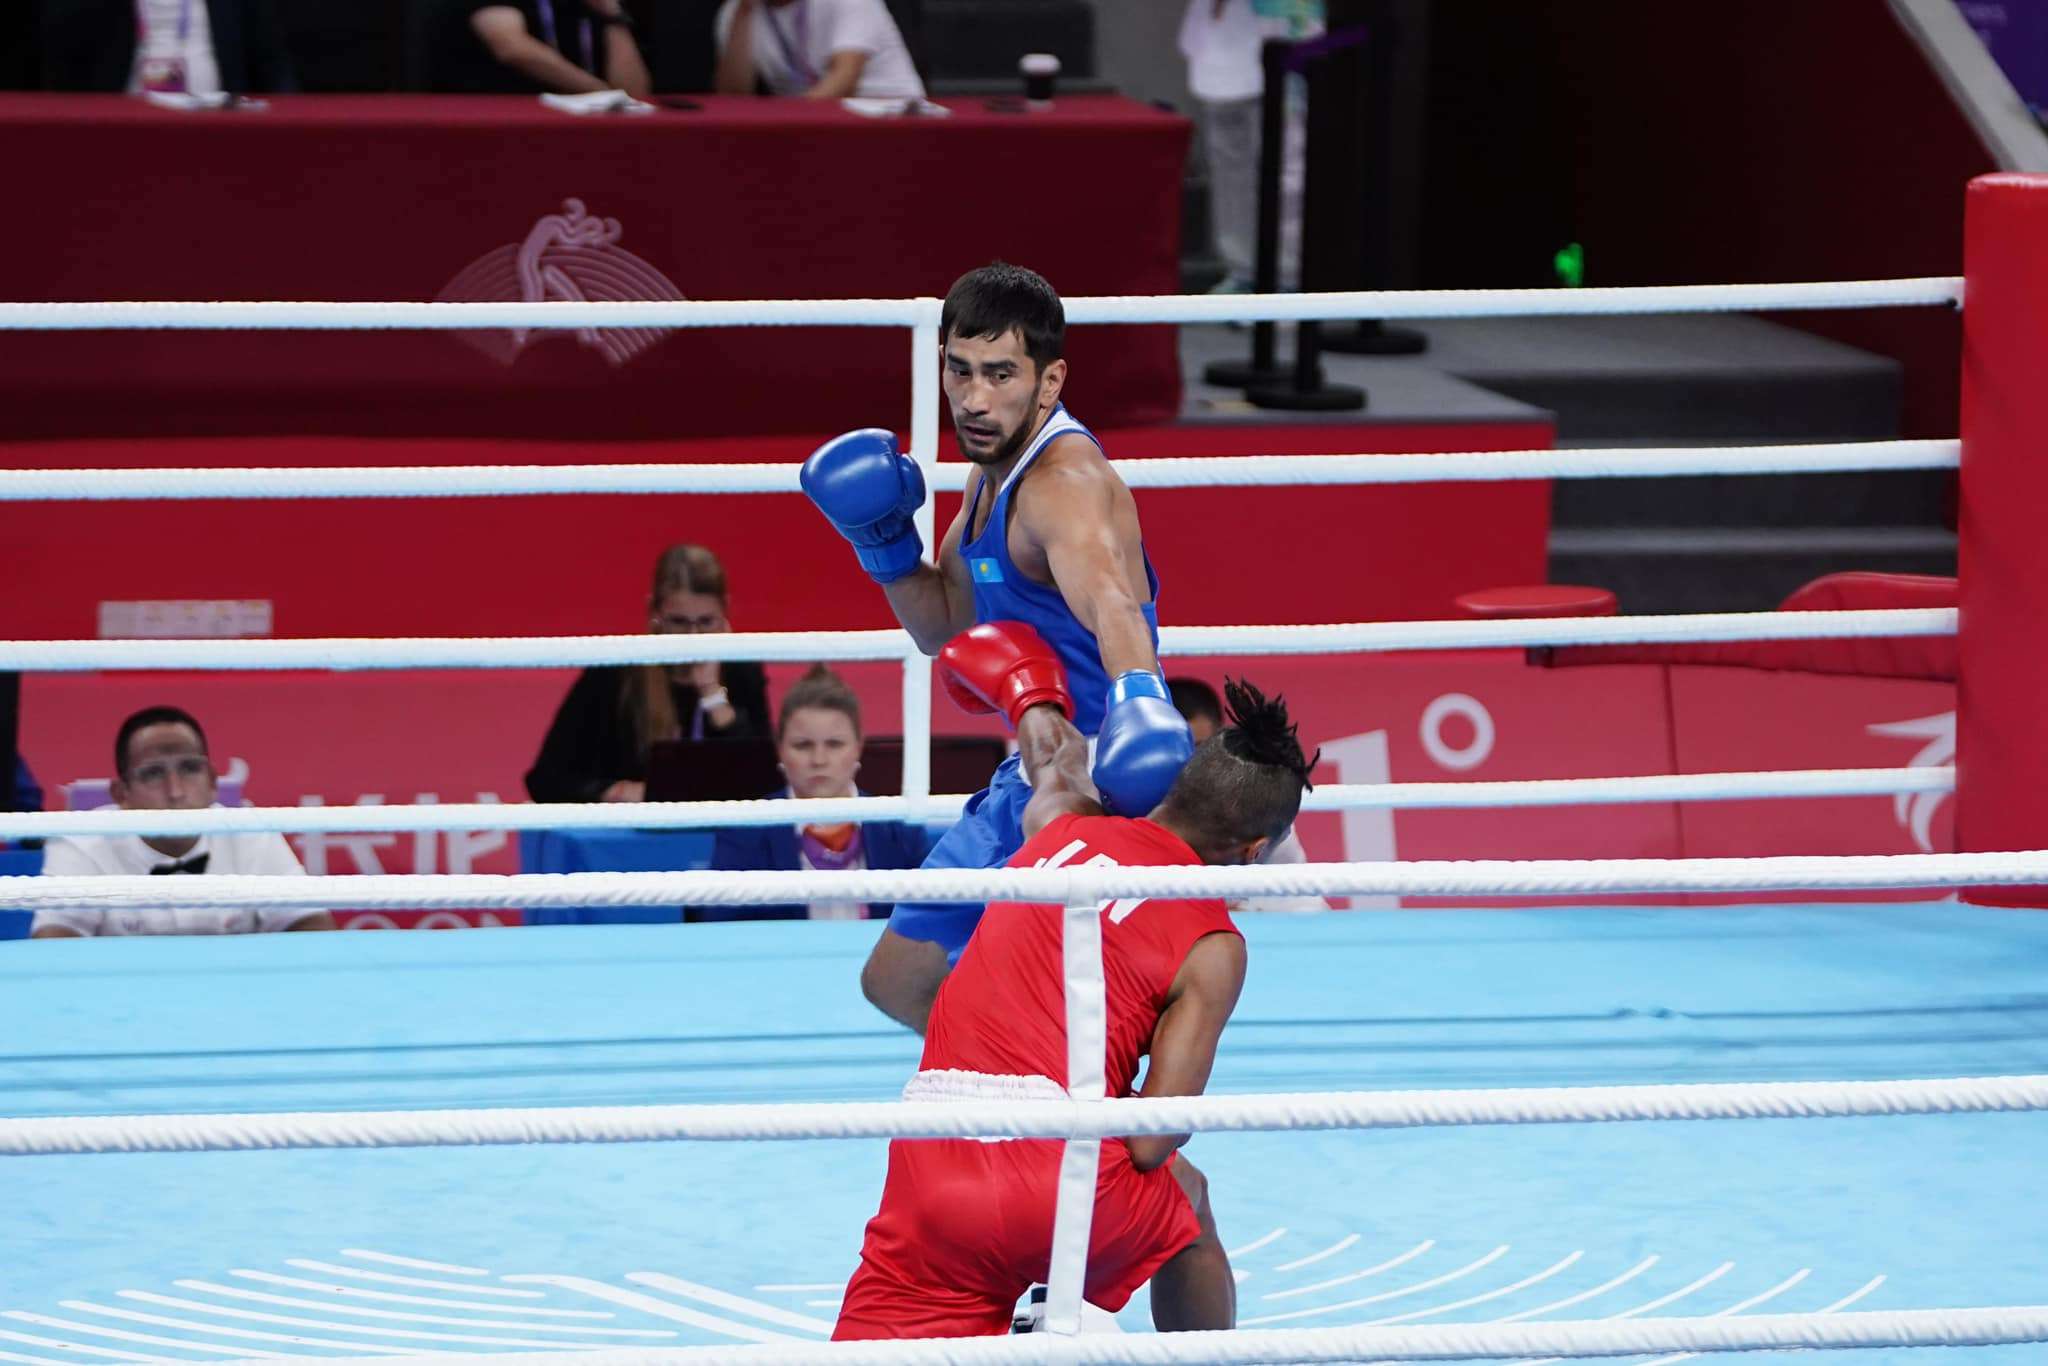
top-left (595, 9), bottom-right (634, 28)
top-left (697, 688), bottom-right (731, 712)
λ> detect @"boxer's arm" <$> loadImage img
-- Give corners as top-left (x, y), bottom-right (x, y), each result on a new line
top-left (1128, 931), bottom-right (1246, 1171)
top-left (1019, 705), bottom-right (1103, 839)
top-left (882, 504), bottom-right (977, 655)
top-left (1022, 449), bottom-right (1161, 679)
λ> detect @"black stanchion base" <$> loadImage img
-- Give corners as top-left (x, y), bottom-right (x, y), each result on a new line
top-left (1202, 359), bottom-right (1295, 389)
top-left (1321, 322), bottom-right (1429, 356)
top-left (1245, 379), bottom-right (1367, 411)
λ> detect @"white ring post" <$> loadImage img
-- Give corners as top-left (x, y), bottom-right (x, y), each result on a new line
top-left (901, 301), bottom-right (943, 806)
top-left (1046, 882), bottom-right (1110, 1336)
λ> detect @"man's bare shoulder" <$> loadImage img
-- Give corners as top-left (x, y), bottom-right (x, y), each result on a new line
top-left (1018, 432), bottom-right (1125, 502)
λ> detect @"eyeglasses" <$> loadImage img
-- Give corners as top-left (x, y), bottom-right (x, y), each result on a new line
top-left (125, 755), bottom-right (211, 787)
top-left (652, 611), bottom-right (726, 633)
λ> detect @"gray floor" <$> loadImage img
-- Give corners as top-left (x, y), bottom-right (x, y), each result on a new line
top-left (1179, 322), bottom-right (1548, 428)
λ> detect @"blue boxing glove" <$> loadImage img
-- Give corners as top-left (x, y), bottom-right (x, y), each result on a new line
top-left (800, 428), bottom-right (926, 584)
top-left (1092, 670), bottom-right (1195, 817)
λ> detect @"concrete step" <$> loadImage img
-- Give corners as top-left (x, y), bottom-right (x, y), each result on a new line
top-left (1550, 468), bottom-right (1954, 530)
top-left (1414, 315), bottom-right (1902, 445)
top-left (1547, 526), bottom-right (1957, 615)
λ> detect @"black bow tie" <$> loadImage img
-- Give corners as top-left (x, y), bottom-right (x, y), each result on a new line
top-left (150, 853), bottom-right (210, 875)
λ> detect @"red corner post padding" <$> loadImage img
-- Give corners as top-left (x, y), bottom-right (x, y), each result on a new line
top-left (1960, 174), bottom-right (2048, 906)
top-left (1540, 572), bottom-right (1957, 681)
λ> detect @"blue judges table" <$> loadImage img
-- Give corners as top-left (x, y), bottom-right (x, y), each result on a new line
top-left (3, 902), bottom-right (2046, 1362)
top-left (517, 829), bottom-right (713, 925)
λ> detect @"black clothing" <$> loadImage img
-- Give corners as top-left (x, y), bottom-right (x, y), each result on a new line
top-left (524, 660), bottom-right (770, 803)
top-left (422, 0), bottom-right (611, 93)
top-left (39, 0), bottom-right (297, 92)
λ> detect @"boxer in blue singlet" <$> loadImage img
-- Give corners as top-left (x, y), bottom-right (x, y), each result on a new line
top-left (801, 263), bottom-right (1194, 1031)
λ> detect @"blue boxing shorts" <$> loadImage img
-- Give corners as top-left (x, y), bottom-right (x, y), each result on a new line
top-left (886, 752), bottom-right (1033, 964)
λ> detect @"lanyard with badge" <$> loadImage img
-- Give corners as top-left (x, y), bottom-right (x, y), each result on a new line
top-left (762, 0), bottom-right (818, 88)
top-left (134, 0), bottom-right (193, 93)
top-left (533, 0), bottom-right (596, 73)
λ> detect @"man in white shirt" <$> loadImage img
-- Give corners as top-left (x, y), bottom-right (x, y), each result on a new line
top-left (31, 706), bottom-right (333, 939)
top-left (714, 0), bottom-right (924, 102)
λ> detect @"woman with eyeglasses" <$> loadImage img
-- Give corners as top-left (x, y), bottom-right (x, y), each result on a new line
top-left (524, 543), bottom-right (770, 804)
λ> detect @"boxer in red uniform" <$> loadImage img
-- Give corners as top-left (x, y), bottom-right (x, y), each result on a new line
top-left (834, 621), bottom-right (1318, 1340)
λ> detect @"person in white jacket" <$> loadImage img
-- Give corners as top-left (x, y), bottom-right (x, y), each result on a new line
top-left (1179, 0), bottom-right (1322, 294)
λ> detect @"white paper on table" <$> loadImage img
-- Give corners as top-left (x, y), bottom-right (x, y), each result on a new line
top-left (141, 90), bottom-right (235, 111)
top-left (840, 97), bottom-right (951, 118)
top-left (539, 90), bottom-right (656, 116)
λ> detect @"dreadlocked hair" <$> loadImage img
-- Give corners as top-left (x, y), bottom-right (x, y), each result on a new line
top-left (1155, 676), bottom-right (1318, 855)
top-left (1220, 678), bottom-right (1320, 792)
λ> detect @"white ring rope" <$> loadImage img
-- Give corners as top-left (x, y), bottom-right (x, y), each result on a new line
top-left (0, 441), bottom-right (1961, 503)
top-left (212, 1305), bottom-right (2048, 1365)
top-left (0, 629), bottom-right (912, 671)
top-left (0, 768), bottom-right (1954, 839)
top-left (0, 278), bottom-right (1962, 333)
top-left (4, 845), bottom-right (2039, 912)
top-left (1060, 277), bottom-right (1966, 324)
top-left (0, 609), bottom-right (1957, 673)
top-left (0, 297), bottom-right (934, 331)
top-left (5, 1075), bottom-right (2044, 1156)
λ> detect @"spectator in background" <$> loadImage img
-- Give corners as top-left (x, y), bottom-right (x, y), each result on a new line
top-left (1169, 676), bottom-right (1226, 744)
top-left (1179, 0), bottom-right (1320, 294)
top-left (40, 0), bottom-right (295, 94)
top-left (714, 0), bottom-right (923, 101)
top-left (701, 665), bottom-right (932, 921)
top-left (425, 0), bottom-right (651, 97)
top-left (1167, 676), bottom-right (1327, 913)
top-left (32, 706), bottom-right (332, 938)
top-left (526, 543), bottom-right (769, 804)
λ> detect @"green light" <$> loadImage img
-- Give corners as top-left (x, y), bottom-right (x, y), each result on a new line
top-left (1554, 242), bottom-right (1585, 289)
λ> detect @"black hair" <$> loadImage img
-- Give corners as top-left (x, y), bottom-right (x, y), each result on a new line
top-left (1167, 676), bottom-right (1223, 729)
top-left (940, 262), bottom-right (1064, 369)
top-left (1156, 679), bottom-right (1319, 853)
top-left (114, 705), bottom-right (208, 775)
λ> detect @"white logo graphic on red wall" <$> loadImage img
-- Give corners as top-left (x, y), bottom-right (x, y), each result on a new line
top-left (437, 198), bottom-right (683, 368)
top-left (1867, 710), bottom-right (1954, 852)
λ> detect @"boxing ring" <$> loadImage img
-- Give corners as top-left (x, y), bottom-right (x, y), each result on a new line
top-left (3, 174), bottom-right (2048, 1362)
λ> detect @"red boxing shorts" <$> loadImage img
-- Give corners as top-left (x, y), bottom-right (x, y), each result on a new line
top-left (833, 1136), bottom-right (1201, 1340)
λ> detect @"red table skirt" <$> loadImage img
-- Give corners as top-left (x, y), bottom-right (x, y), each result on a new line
top-left (0, 94), bottom-right (1189, 440)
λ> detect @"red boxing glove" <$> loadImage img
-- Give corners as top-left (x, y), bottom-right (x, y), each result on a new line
top-left (938, 621), bottom-right (1074, 729)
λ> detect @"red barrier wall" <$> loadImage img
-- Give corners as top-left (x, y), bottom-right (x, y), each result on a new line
top-left (0, 420), bottom-right (1554, 641)
top-left (19, 655), bottom-right (1952, 905)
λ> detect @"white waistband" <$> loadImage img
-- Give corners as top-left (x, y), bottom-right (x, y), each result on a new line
top-left (902, 1068), bottom-right (1070, 1103)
